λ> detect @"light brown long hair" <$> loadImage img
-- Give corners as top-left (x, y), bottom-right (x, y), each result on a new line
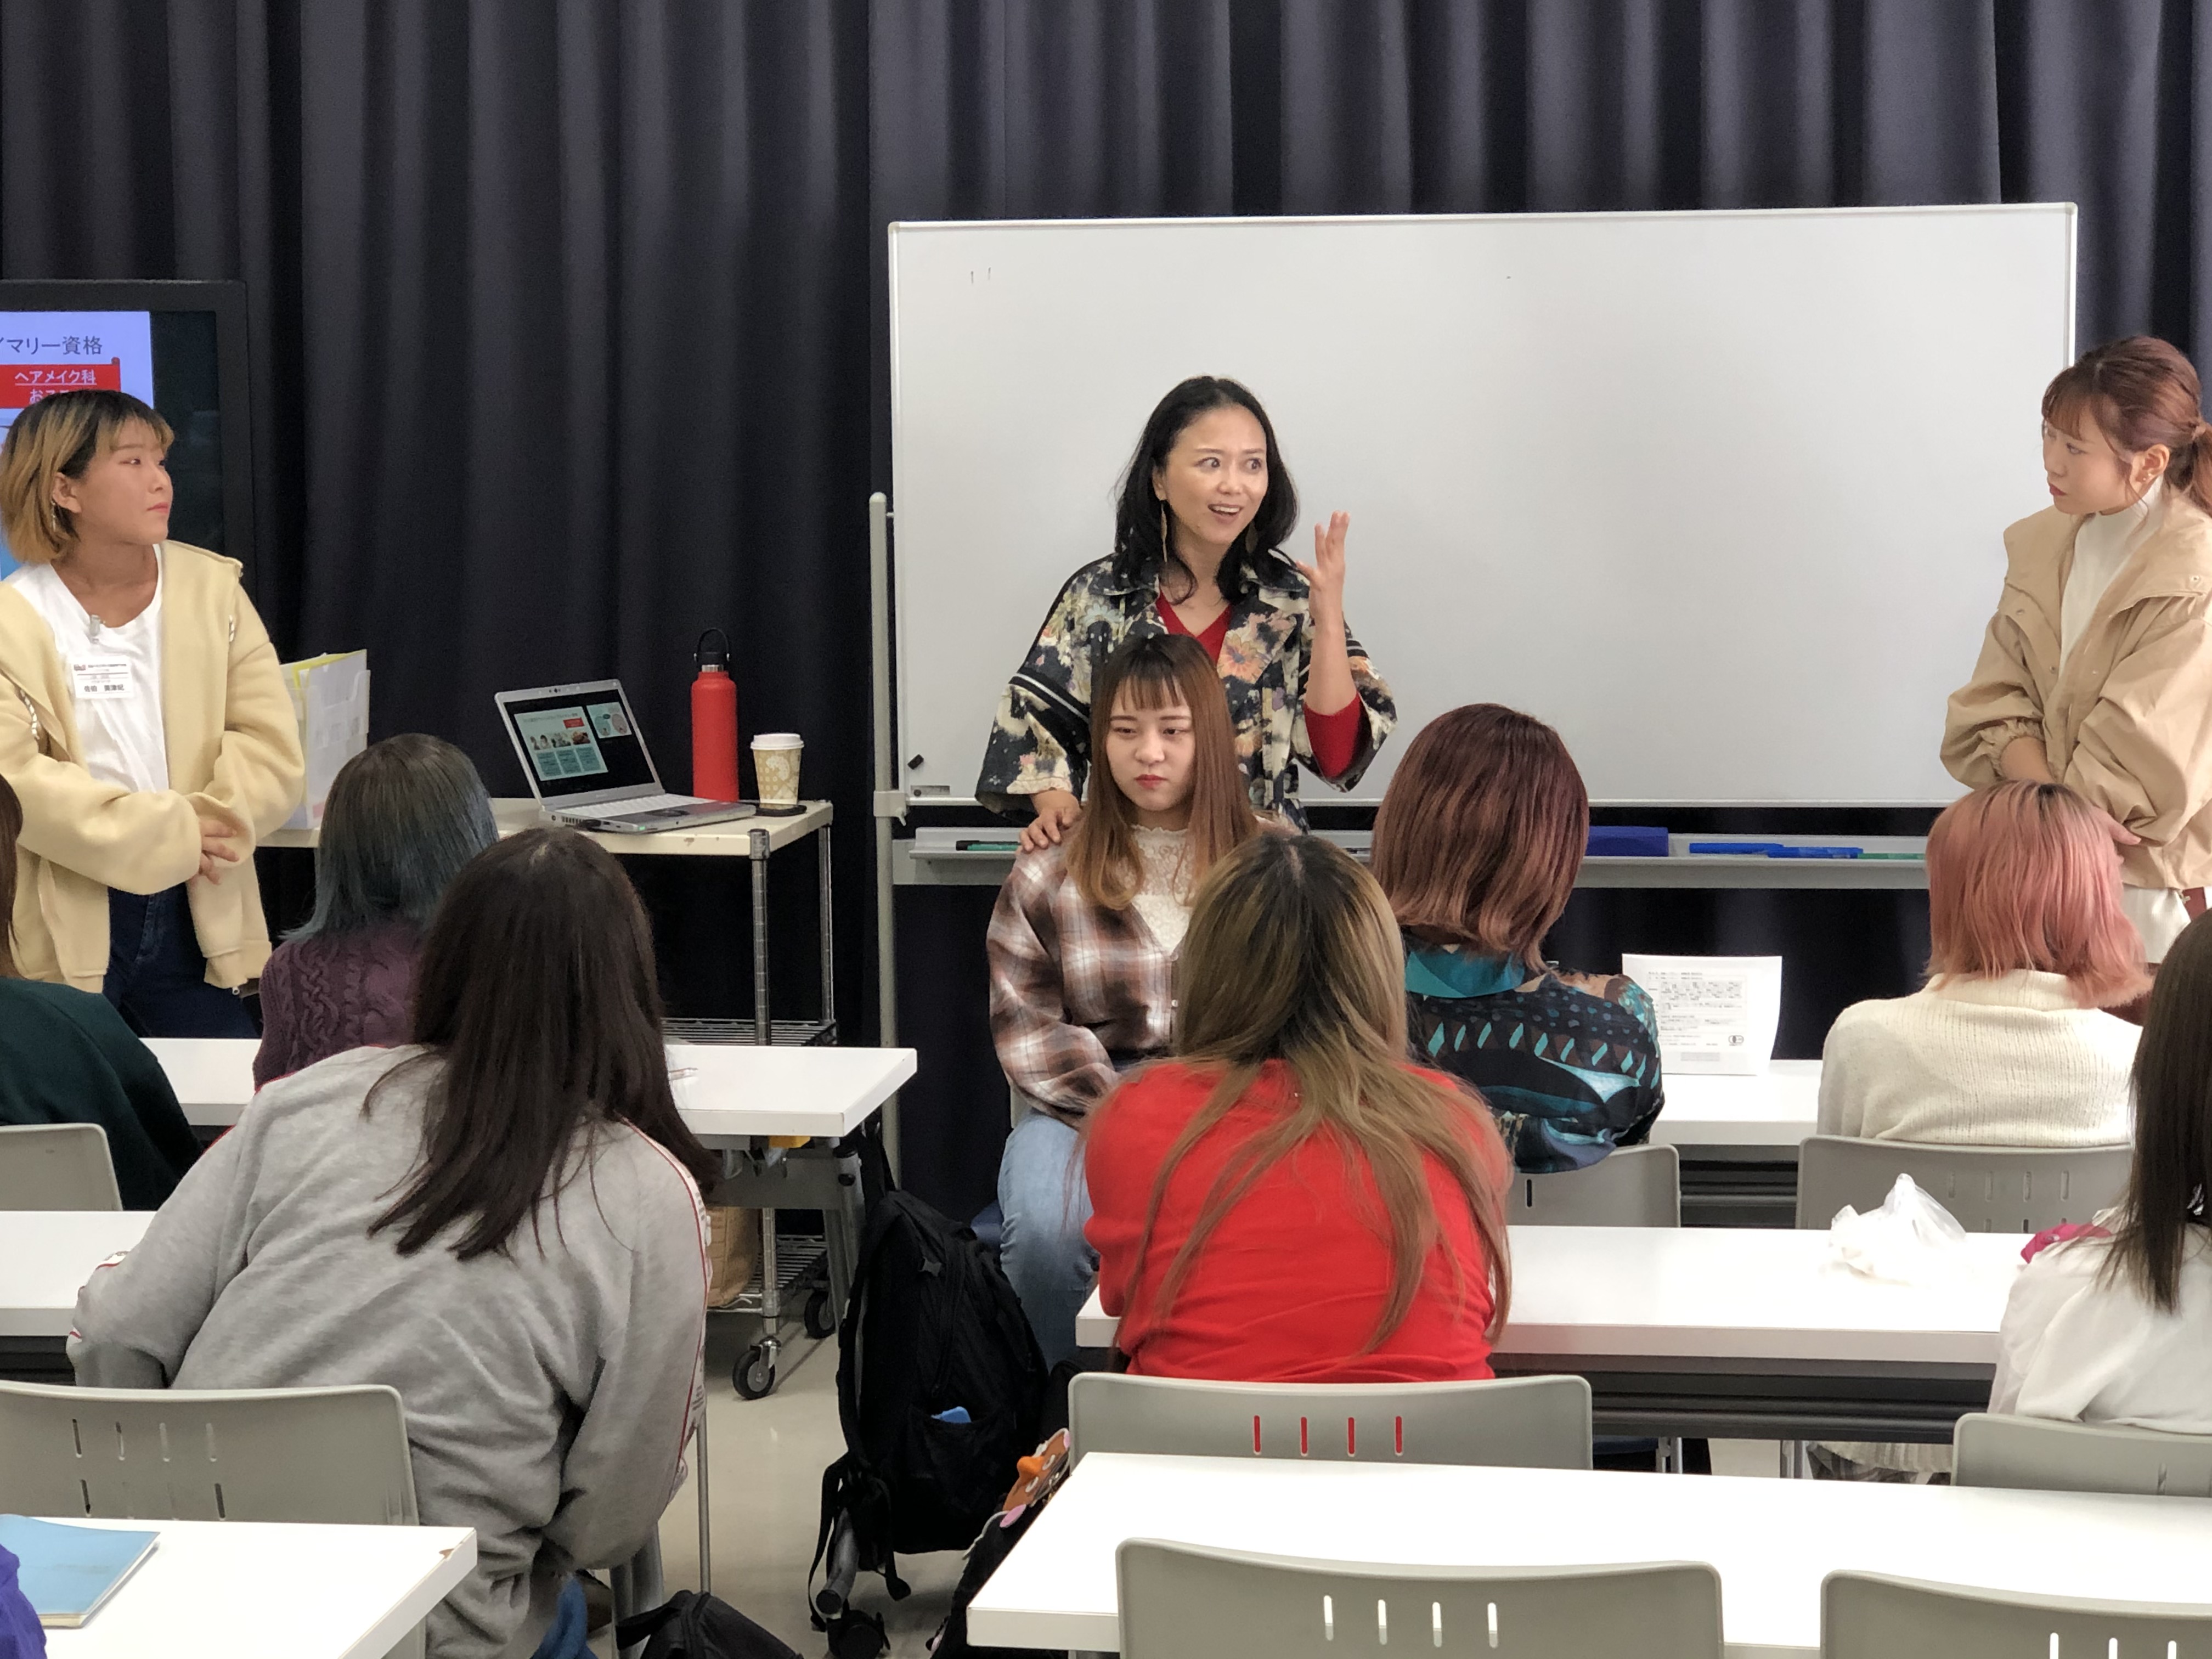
top-left (1370, 704), bottom-right (1589, 973)
top-left (1106, 833), bottom-right (1512, 1351)
top-left (1064, 633), bottom-right (1257, 911)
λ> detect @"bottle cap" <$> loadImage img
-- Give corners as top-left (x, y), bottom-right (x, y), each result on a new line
top-left (694, 627), bottom-right (731, 673)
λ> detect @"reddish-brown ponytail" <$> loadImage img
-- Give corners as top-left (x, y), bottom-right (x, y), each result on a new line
top-left (2044, 336), bottom-right (2212, 517)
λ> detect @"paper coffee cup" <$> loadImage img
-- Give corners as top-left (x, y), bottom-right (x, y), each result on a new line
top-left (751, 733), bottom-right (803, 805)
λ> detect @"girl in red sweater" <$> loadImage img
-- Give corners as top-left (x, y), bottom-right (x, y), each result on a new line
top-left (1084, 832), bottom-right (1513, 1383)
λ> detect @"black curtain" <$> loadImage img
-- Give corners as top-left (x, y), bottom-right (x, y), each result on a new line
top-left (4, 1), bottom-right (2210, 1210)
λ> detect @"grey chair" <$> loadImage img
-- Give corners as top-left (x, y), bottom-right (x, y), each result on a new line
top-left (1952, 1410), bottom-right (2212, 1498)
top-left (1118, 1541), bottom-right (1724, 1658)
top-left (1821, 1570), bottom-right (2212, 1659)
top-left (0, 1122), bottom-right (121, 1210)
top-left (0, 1379), bottom-right (425, 1659)
top-left (1069, 1372), bottom-right (1593, 1470)
top-left (1793, 1136), bottom-right (2130, 1232)
top-left (1510, 1144), bottom-right (1679, 1227)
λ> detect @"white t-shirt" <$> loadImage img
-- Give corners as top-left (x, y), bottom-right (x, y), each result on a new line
top-left (5, 551), bottom-right (169, 793)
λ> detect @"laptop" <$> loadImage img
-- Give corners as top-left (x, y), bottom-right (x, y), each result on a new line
top-left (494, 680), bottom-right (757, 832)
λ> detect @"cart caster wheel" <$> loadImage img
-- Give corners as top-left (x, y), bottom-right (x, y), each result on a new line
top-left (804, 1288), bottom-right (837, 1340)
top-left (734, 1345), bottom-right (777, 1399)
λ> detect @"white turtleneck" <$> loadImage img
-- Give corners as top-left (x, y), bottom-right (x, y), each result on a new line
top-left (2060, 476), bottom-right (2163, 666)
top-left (1129, 823), bottom-right (1194, 950)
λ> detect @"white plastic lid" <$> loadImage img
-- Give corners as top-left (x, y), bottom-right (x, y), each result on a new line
top-left (751, 731), bottom-right (803, 748)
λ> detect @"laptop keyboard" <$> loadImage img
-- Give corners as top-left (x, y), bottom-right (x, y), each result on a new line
top-left (577, 793), bottom-right (701, 819)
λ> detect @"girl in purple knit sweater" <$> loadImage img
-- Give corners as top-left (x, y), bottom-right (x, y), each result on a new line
top-left (253, 734), bottom-right (496, 1085)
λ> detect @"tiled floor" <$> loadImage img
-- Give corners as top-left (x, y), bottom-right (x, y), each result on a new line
top-left (622, 1316), bottom-right (1786, 1657)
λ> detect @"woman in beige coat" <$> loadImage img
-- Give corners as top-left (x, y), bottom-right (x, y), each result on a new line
top-left (1945, 337), bottom-right (2212, 965)
top-left (0, 389), bottom-right (301, 1035)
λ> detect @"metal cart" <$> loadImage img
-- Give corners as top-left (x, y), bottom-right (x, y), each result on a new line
top-left (667, 805), bottom-right (864, 1400)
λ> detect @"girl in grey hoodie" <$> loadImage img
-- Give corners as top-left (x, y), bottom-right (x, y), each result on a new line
top-left (71, 828), bottom-right (719, 1659)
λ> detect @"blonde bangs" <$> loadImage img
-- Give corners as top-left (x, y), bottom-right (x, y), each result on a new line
top-left (0, 391), bottom-right (174, 564)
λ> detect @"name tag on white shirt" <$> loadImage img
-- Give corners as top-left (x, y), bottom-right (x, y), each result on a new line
top-left (69, 652), bottom-right (135, 701)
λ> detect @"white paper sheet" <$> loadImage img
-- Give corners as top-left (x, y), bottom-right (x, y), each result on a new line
top-left (279, 651), bottom-right (370, 831)
top-left (1620, 953), bottom-right (1784, 1076)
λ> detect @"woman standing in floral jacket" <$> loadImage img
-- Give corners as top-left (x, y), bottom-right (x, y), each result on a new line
top-left (978, 376), bottom-right (1395, 843)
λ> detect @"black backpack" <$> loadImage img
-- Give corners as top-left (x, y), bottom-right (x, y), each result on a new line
top-left (811, 1189), bottom-right (1047, 1628)
top-left (614, 1592), bottom-right (800, 1658)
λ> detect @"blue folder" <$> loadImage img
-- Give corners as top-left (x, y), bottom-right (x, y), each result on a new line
top-left (0, 1514), bottom-right (160, 1629)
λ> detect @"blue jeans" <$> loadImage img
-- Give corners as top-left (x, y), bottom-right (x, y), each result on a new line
top-left (104, 885), bottom-right (258, 1039)
top-left (529, 1578), bottom-right (589, 1658)
top-left (997, 1109), bottom-right (1099, 1368)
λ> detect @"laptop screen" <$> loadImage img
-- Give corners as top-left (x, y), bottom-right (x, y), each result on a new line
top-left (498, 684), bottom-right (659, 800)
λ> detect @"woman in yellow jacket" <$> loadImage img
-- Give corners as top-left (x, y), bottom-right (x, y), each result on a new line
top-left (1945, 337), bottom-right (2212, 964)
top-left (0, 390), bottom-right (302, 1035)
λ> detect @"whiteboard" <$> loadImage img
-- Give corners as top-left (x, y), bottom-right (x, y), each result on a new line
top-left (889, 206), bottom-right (2074, 805)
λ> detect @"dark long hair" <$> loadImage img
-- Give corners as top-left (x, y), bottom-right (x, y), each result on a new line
top-left (2103, 911), bottom-right (2212, 1311)
top-left (294, 735), bottom-right (498, 941)
top-left (1110, 376), bottom-right (1298, 605)
top-left (370, 828), bottom-right (718, 1260)
top-left (1063, 634), bottom-right (1257, 911)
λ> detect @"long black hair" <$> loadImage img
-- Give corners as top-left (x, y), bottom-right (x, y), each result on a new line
top-left (1109, 376), bottom-right (1299, 605)
top-left (370, 827), bottom-right (718, 1260)
top-left (2104, 911), bottom-right (2212, 1311)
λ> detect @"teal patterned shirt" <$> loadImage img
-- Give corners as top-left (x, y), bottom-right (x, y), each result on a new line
top-left (1404, 940), bottom-right (1666, 1175)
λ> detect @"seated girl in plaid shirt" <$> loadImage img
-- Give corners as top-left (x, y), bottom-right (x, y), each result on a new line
top-left (987, 633), bottom-right (1265, 1364)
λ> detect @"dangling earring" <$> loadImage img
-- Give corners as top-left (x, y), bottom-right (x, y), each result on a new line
top-left (1158, 499), bottom-right (1169, 557)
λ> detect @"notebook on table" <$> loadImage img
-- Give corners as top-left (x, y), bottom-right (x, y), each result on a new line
top-left (493, 679), bottom-right (757, 833)
top-left (0, 1514), bottom-right (159, 1628)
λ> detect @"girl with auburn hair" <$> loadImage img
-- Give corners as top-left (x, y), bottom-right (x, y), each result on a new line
top-left (1084, 833), bottom-right (1512, 1383)
top-left (1990, 907), bottom-right (2212, 1435)
top-left (255, 733), bottom-right (499, 1085)
top-left (72, 829), bottom-right (718, 1659)
top-left (1813, 781), bottom-right (2143, 1482)
top-left (989, 633), bottom-right (1263, 1364)
top-left (1946, 336), bottom-right (2212, 966)
top-left (1369, 703), bottom-right (1664, 1173)
top-left (0, 388), bottom-right (302, 1034)
top-left (980, 375), bottom-right (1395, 849)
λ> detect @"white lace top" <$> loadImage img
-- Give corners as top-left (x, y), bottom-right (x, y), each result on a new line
top-left (1130, 824), bottom-right (1195, 951)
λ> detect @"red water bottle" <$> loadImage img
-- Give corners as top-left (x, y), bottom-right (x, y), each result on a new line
top-left (691, 628), bottom-right (740, 801)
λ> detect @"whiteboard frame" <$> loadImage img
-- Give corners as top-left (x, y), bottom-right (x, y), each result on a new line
top-left (885, 203), bottom-right (2078, 811)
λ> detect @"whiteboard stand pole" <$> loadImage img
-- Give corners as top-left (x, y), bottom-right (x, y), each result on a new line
top-left (868, 490), bottom-right (903, 1180)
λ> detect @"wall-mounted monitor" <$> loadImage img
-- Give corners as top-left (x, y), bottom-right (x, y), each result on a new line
top-left (0, 280), bottom-right (254, 577)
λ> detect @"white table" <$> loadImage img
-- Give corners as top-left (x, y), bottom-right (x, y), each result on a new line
top-left (1647, 1062), bottom-right (1821, 1151)
top-left (1076, 1226), bottom-right (2023, 1441)
top-left (963, 1454), bottom-right (2212, 1656)
top-left (0, 1211), bottom-right (152, 1340)
top-left (38, 1515), bottom-right (475, 1659)
top-left (148, 1036), bottom-right (915, 1145)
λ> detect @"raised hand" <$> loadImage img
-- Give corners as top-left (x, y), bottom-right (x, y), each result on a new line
top-left (1295, 510), bottom-right (1351, 623)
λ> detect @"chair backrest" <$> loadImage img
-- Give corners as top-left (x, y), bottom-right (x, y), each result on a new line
top-left (1069, 1372), bottom-right (1592, 1470)
top-left (1793, 1137), bottom-right (2131, 1232)
top-left (1952, 1410), bottom-right (2212, 1498)
top-left (0, 1380), bottom-right (417, 1524)
top-left (0, 1122), bottom-right (120, 1211)
top-left (1509, 1144), bottom-right (1679, 1227)
top-left (1119, 1541), bottom-right (1723, 1659)
top-left (1821, 1570), bottom-right (2212, 1659)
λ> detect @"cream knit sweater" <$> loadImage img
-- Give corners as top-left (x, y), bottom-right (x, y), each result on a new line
top-left (1817, 970), bottom-right (2137, 1147)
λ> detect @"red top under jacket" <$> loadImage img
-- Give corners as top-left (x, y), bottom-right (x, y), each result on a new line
top-left (1154, 597), bottom-right (1362, 781)
top-left (1085, 1058), bottom-right (1508, 1384)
